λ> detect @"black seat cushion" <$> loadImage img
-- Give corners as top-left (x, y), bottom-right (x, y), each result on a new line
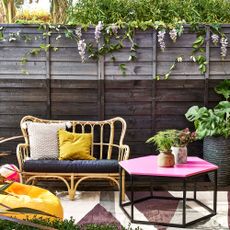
top-left (23, 159), bottom-right (119, 173)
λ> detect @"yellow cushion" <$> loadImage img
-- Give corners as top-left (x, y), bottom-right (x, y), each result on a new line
top-left (58, 129), bottom-right (96, 160)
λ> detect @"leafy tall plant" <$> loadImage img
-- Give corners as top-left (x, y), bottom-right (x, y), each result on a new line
top-left (185, 79), bottom-right (230, 139)
top-left (146, 130), bottom-right (177, 152)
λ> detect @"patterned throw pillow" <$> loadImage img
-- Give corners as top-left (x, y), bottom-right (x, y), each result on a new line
top-left (27, 122), bottom-right (66, 159)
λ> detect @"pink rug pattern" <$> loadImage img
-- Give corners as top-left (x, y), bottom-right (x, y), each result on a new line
top-left (58, 190), bottom-right (230, 230)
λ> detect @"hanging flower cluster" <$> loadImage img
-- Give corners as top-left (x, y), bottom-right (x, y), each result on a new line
top-left (157, 30), bottom-right (166, 51)
top-left (211, 33), bottom-right (219, 46)
top-left (77, 39), bottom-right (87, 62)
top-left (176, 128), bottom-right (196, 147)
top-left (169, 28), bottom-right (177, 43)
top-left (220, 36), bottom-right (228, 58)
top-left (95, 21), bottom-right (103, 43)
top-left (75, 27), bottom-right (82, 40)
top-left (8, 31), bottom-right (21, 42)
top-left (106, 23), bottom-right (118, 34)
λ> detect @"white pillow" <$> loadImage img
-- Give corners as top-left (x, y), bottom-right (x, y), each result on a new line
top-left (27, 122), bottom-right (66, 160)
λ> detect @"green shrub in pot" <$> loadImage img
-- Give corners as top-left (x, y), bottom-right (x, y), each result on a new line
top-left (146, 129), bottom-right (177, 167)
top-left (185, 79), bottom-right (230, 186)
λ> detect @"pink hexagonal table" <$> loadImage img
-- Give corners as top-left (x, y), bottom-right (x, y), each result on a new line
top-left (119, 155), bottom-right (218, 228)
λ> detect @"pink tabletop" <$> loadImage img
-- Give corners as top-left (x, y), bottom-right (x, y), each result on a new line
top-left (119, 155), bottom-right (218, 178)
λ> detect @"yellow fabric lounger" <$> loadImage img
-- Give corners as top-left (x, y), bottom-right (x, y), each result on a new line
top-left (0, 182), bottom-right (63, 221)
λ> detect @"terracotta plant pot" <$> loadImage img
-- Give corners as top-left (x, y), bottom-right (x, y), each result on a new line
top-left (157, 151), bottom-right (175, 167)
top-left (171, 146), bottom-right (187, 164)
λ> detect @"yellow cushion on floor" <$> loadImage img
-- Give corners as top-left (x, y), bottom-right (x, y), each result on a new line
top-left (0, 182), bottom-right (63, 220)
top-left (58, 129), bottom-right (96, 160)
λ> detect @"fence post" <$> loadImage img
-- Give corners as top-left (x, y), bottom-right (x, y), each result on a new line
top-left (46, 27), bottom-right (51, 119)
top-left (98, 41), bottom-right (105, 120)
top-left (204, 26), bottom-right (210, 107)
top-left (151, 30), bottom-right (157, 134)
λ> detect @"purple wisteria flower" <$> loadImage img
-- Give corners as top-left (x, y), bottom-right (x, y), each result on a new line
top-left (211, 33), bottom-right (219, 46)
top-left (169, 28), bottom-right (177, 43)
top-left (77, 39), bottom-right (87, 62)
top-left (157, 30), bottom-right (166, 51)
top-left (95, 21), bottom-right (103, 43)
top-left (75, 27), bottom-right (82, 40)
top-left (220, 36), bottom-right (228, 58)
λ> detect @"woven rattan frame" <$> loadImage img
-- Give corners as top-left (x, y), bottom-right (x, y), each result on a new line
top-left (17, 116), bottom-right (129, 200)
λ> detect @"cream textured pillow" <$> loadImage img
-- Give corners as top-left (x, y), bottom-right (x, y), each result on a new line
top-left (27, 122), bottom-right (66, 160)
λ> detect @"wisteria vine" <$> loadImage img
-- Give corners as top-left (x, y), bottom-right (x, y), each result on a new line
top-left (0, 22), bottom-right (228, 78)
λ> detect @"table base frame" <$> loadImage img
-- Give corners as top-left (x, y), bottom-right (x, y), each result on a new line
top-left (119, 169), bottom-right (217, 228)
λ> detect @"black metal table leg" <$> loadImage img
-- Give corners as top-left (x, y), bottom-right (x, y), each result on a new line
top-left (182, 179), bottom-right (187, 226)
top-left (150, 184), bottom-right (154, 197)
top-left (130, 175), bottom-right (134, 221)
top-left (214, 170), bottom-right (217, 214)
top-left (119, 169), bottom-right (217, 228)
top-left (194, 182), bottom-right (197, 201)
top-left (119, 166), bottom-right (122, 206)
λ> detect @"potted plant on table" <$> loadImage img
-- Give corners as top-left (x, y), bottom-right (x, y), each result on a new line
top-left (171, 128), bottom-right (196, 164)
top-left (146, 130), bottom-right (176, 167)
top-left (185, 79), bottom-right (230, 186)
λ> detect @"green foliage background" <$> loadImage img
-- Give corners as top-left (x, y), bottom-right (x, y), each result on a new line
top-left (67, 0), bottom-right (230, 25)
top-left (0, 218), bottom-right (135, 230)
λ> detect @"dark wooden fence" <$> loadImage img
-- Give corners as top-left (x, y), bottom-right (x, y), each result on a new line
top-left (0, 24), bottom-right (228, 165)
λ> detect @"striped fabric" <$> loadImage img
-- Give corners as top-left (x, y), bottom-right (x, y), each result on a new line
top-left (0, 164), bottom-right (19, 182)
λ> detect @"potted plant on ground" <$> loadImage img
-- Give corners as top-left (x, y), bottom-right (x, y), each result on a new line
top-left (185, 79), bottom-right (230, 186)
top-left (146, 130), bottom-right (176, 167)
top-left (171, 128), bottom-right (196, 164)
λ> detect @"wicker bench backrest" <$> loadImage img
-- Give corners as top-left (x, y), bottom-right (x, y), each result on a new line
top-left (20, 116), bottom-right (127, 160)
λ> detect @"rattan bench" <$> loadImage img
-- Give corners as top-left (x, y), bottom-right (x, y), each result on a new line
top-left (17, 116), bottom-right (130, 200)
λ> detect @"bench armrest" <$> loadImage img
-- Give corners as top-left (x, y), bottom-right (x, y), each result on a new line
top-left (17, 143), bottom-right (29, 171)
top-left (119, 144), bottom-right (130, 161)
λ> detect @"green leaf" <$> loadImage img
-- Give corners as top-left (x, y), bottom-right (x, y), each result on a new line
top-left (214, 101), bottom-right (230, 116)
top-left (119, 63), bottom-right (126, 75)
top-left (42, 31), bottom-right (52, 38)
top-left (30, 48), bottom-right (41, 55)
top-left (128, 54), bottom-right (136, 61)
top-left (0, 182), bottom-right (14, 193)
top-left (40, 44), bottom-right (51, 52)
top-left (155, 75), bottom-right (160, 80)
top-left (185, 106), bottom-right (201, 121)
top-left (210, 24), bottom-right (221, 34)
top-left (3, 207), bottom-right (57, 218)
top-left (164, 72), bottom-right (171, 79)
top-left (55, 35), bottom-right (62, 40)
top-left (214, 79), bottom-right (230, 100)
top-left (111, 55), bottom-right (116, 62)
top-left (20, 57), bottom-right (28, 65)
top-left (0, 32), bottom-right (4, 41)
top-left (169, 64), bottom-right (175, 71)
top-left (52, 47), bottom-right (59, 52)
top-left (21, 69), bottom-right (29, 75)
top-left (64, 29), bottom-right (74, 39)
top-left (192, 35), bottom-right (204, 49)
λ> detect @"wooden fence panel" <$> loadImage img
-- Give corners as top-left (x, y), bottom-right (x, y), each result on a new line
top-left (0, 25), bottom-right (229, 165)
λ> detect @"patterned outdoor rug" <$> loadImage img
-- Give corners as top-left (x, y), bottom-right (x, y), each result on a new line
top-left (57, 191), bottom-right (230, 230)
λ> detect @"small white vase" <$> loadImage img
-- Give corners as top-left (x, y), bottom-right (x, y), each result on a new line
top-left (171, 146), bottom-right (187, 164)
